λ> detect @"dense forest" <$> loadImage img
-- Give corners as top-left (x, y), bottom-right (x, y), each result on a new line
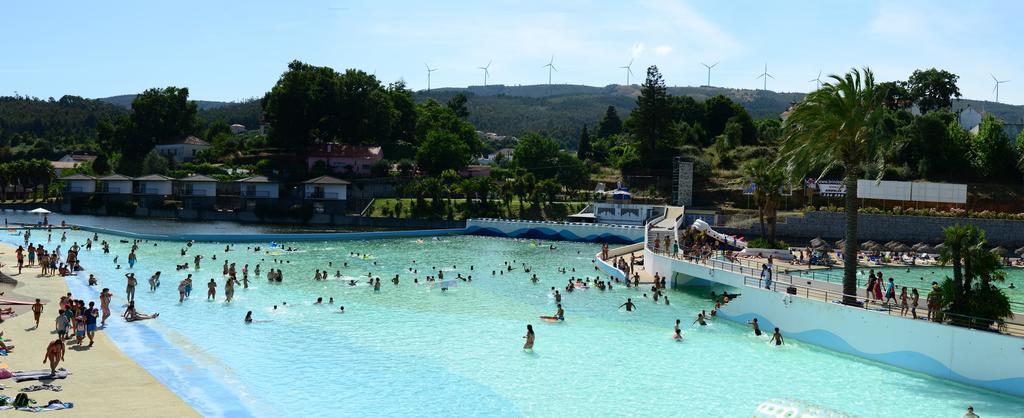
top-left (0, 95), bottom-right (125, 159)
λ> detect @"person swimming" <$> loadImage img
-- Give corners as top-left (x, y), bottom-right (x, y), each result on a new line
top-left (244, 311), bottom-right (253, 323)
top-left (693, 313), bottom-right (707, 326)
top-left (555, 304), bottom-right (564, 320)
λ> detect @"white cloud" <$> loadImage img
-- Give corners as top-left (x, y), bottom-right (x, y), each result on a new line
top-left (654, 45), bottom-right (673, 56)
top-left (630, 42), bottom-right (645, 58)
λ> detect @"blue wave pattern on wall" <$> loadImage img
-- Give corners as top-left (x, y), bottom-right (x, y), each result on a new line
top-left (719, 311), bottom-right (1024, 398)
top-left (465, 226), bottom-right (639, 244)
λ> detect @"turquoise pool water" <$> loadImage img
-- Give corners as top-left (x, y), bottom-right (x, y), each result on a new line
top-left (5, 230), bottom-right (1023, 417)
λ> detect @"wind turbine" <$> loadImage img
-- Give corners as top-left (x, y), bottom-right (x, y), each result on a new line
top-left (620, 59), bottom-right (634, 85)
top-left (757, 63), bottom-right (774, 91)
top-left (992, 74), bottom-right (1010, 103)
top-left (701, 62), bottom-right (718, 87)
top-left (543, 56), bottom-right (557, 85)
top-left (478, 60), bottom-right (492, 86)
top-left (425, 64), bottom-right (437, 91)
top-left (809, 70), bottom-right (823, 90)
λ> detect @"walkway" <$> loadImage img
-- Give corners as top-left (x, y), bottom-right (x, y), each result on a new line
top-left (643, 246), bottom-right (1024, 338)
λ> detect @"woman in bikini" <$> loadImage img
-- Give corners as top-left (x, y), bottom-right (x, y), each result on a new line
top-left (522, 324), bottom-right (535, 350)
top-left (43, 338), bottom-right (65, 374)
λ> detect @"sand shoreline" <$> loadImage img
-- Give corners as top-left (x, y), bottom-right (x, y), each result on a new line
top-left (0, 242), bottom-right (197, 417)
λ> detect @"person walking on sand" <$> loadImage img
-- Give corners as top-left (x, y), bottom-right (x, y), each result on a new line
top-left (43, 338), bottom-right (65, 375)
top-left (31, 298), bottom-right (44, 329)
top-left (910, 288), bottom-right (920, 319)
top-left (523, 324), bottom-right (535, 350)
top-left (85, 301), bottom-right (98, 346)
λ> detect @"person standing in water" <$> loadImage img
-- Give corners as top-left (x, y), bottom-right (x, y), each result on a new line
top-left (673, 319), bottom-right (682, 340)
top-left (770, 327), bottom-right (784, 346)
top-left (207, 279), bottom-right (217, 300)
top-left (149, 272), bottom-right (161, 292)
top-left (618, 298), bottom-right (636, 312)
top-left (125, 273), bottom-right (137, 302)
top-left (99, 288), bottom-right (112, 326)
top-left (224, 276), bottom-right (240, 302)
top-left (244, 311), bottom-right (253, 324)
top-left (749, 318), bottom-right (762, 336)
top-left (522, 324), bottom-right (535, 350)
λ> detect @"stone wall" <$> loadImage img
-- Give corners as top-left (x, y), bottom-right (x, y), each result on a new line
top-left (717, 211), bottom-right (1024, 246)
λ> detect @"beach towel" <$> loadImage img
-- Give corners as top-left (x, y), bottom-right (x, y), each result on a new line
top-left (12, 369), bottom-right (70, 383)
top-left (0, 395), bottom-right (74, 412)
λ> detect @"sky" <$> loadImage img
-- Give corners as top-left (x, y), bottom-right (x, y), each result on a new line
top-left (1, 0), bottom-right (1022, 104)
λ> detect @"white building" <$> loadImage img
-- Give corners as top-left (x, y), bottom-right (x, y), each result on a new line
top-left (230, 124), bottom-right (246, 134)
top-left (59, 174), bottom-right (96, 194)
top-left (237, 176), bottom-right (279, 199)
top-left (959, 107), bottom-right (984, 132)
top-left (133, 174), bottom-right (174, 196)
top-left (154, 136), bottom-right (211, 163)
top-left (302, 175), bottom-right (350, 200)
top-left (96, 174), bottom-right (133, 194)
top-left (176, 174), bottom-right (218, 197)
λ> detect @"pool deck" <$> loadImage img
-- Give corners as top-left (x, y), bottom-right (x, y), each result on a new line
top-left (0, 243), bottom-right (197, 417)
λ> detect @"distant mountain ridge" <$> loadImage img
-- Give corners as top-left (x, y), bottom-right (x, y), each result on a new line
top-left (98, 85), bottom-right (1024, 149)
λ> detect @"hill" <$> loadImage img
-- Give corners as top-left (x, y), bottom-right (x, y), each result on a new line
top-left (99, 94), bottom-right (236, 111)
top-left (0, 95), bottom-right (127, 157)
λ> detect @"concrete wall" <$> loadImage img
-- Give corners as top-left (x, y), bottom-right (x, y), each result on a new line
top-left (137, 181), bottom-right (172, 196)
top-left (72, 223), bottom-right (467, 243)
top-left (644, 249), bottom-right (1024, 398)
top-left (465, 218), bottom-right (645, 244)
top-left (99, 180), bottom-right (132, 194)
top-left (719, 211), bottom-right (1024, 247)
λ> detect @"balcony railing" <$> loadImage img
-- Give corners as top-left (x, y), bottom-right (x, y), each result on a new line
top-left (305, 192), bottom-right (340, 200)
top-left (241, 190), bottom-right (272, 198)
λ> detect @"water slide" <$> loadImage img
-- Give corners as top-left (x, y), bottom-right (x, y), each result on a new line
top-left (690, 219), bottom-right (747, 249)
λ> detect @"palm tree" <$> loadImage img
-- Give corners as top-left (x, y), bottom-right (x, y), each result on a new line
top-left (937, 224), bottom-right (1008, 318)
top-left (741, 158), bottom-right (787, 243)
top-left (779, 67), bottom-right (894, 304)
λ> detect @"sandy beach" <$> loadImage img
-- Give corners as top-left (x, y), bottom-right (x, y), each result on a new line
top-left (0, 242), bottom-right (197, 416)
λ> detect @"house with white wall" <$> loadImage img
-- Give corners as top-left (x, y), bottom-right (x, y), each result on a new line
top-left (154, 136), bottom-right (211, 163)
top-left (133, 174), bottom-right (174, 196)
top-left (96, 174), bottom-right (133, 195)
top-left (59, 174), bottom-right (95, 194)
top-left (302, 175), bottom-right (350, 213)
top-left (176, 174), bottom-right (218, 197)
top-left (237, 176), bottom-right (279, 199)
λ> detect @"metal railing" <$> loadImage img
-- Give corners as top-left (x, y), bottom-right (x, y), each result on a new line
top-left (740, 275), bottom-right (1024, 337)
top-left (241, 190), bottom-right (272, 198)
top-left (305, 192), bottom-right (340, 199)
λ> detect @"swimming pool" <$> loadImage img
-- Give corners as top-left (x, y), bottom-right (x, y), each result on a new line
top-left (5, 229), bottom-right (1023, 417)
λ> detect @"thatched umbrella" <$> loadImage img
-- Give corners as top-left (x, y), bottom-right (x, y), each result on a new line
top-left (835, 239), bottom-right (847, 249)
top-left (916, 244), bottom-right (935, 254)
top-left (990, 246), bottom-right (1009, 257)
top-left (932, 243), bottom-right (945, 254)
top-left (892, 243), bottom-right (913, 253)
top-left (863, 241), bottom-right (885, 252)
top-left (1015, 246), bottom-right (1024, 256)
top-left (911, 242), bottom-right (927, 251)
top-left (810, 237), bottom-right (830, 250)
top-left (884, 240), bottom-right (903, 251)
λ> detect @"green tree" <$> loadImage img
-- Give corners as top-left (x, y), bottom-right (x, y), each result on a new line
top-left (596, 106), bottom-right (623, 138)
top-left (779, 67), bottom-right (894, 304)
top-left (576, 125), bottom-right (592, 160)
top-left (446, 93), bottom-right (469, 119)
top-left (416, 99), bottom-right (481, 156)
top-left (627, 66), bottom-right (673, 166)
top-left (877, 81), bottom-right (912, 110)
top-left (937, 224), bottom-right (1012, 328)
top-left (741, 158), bottom-right (787, 242)
top-left (514, 133), bottom-right (560, 179)
top-left (141, 149), bottom-right (171, 175)
top-left (115, 87), bottom-right (198, 174)
top-left (905, 68), bottom-right (961, 114)
top-left (416, 130), bottom-right (470, 175)
top-left (971, 114), bottom-right (1019, 181)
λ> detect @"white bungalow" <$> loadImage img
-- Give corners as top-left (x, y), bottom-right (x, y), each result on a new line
top-left (237, 176), bottom-right (279, 199)
top-left (302, 176), bottom-right (350, 200)
top-left (96, 174), bottom-right (133, 194)
top-left (59, 174), bottom-right (96, 194)
top-left (154, 136), bottom-right (211, 163)
top-left (176, 174), bottom-right (218, 197)
top-left (133, 174), bottom-right (174, 196)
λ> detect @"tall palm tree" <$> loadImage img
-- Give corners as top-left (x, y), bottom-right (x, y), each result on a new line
top-left (779, 67), bottom-right (894, 304)
top-left (741, 158), bottom-right (787, 243)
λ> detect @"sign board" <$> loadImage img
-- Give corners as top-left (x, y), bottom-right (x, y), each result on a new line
top-left (813, 180), bottom-right (846, 197)
top-left (856, 180), bottom-right (912, 201)
top-left (855, 180), bottom-right (966, 204)
top-left (674, 160), bottom-right (693, 206)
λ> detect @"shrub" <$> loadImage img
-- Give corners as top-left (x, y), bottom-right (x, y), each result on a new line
top-left (747, 238), bottom-right (789, 250)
